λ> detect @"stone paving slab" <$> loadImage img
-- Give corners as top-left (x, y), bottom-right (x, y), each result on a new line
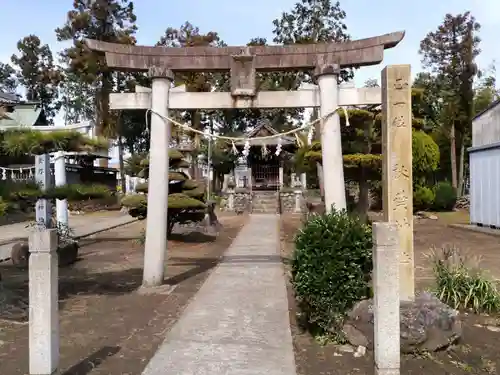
top-left (142, 214), bottom-right (296, 375)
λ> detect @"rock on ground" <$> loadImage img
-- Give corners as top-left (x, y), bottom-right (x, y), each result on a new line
top-left (342, 292), bottom-right (462, 353)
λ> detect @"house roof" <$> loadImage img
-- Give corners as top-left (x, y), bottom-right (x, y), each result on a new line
top-left (0, 102), bottom-right (46, 128)
top-left (0, 92), bottom-right (20, 104)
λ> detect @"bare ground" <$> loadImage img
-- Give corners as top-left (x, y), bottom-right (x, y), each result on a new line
top-left (0, 214), bottom-right (248, 375)
top-left (281, 212), bottom-right (500, 375)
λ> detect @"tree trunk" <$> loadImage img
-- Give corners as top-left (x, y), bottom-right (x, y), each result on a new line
top-left (450, 122), bottom-right (458, 189)
top-left (96, 72), bottom-right (112, 168)
top-left (211, 171), bottom-right (217, 195)
top-left (191, 110), bottom-right (202, 181)
top-left (457, 135), bottom-right (465, 196)
top-left (356, 175), bottom-right (370, 222)
top-left (317, 163), bottom-right (325, 202)
top-left (355, 116), bottom-right (373, 220)
top-left (118, 135), bottom-right (126, 194)
top-left (311, 108), bottom-right (324, 201)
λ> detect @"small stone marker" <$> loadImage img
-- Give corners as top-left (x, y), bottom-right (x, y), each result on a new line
top-left (29, 229), bottom-right (59, 375)
top-left (381, 64), bottom-right (414, 301)
top-left (372, 222), bottom-right (400, 375)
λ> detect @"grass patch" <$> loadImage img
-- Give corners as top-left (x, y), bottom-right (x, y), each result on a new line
top-left (427, 244), bottom-right (500, 313)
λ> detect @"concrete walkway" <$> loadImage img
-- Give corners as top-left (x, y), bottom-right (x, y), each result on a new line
top-left (142, 214), bottom-right (296, 375)
top-left (0, 211), bottom-right (137, 261)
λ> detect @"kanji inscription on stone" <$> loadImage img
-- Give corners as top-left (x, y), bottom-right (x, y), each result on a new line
top-left (230, 47), bottom-right (256, 97)
top-left (35, 154), bottom-right (52, 229)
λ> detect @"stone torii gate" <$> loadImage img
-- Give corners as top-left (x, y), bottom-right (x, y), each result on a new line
top-left (85, 32), bottom-right (414, 302)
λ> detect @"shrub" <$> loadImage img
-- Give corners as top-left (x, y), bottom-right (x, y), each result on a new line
top-left (413, 186), bottom-right (435, 211)
top-left (412, 130), bottom-right (440, 185)
top-left (292, 209), bottom-right (373, 337)
top-left (428, 245), bottom-right (500, 313)
top-left (0, 197), bottom-right (9, 216)
top-left (121, 149), bottom-right (207, 235)
top-left (433, 181), bottom-right (457, 211)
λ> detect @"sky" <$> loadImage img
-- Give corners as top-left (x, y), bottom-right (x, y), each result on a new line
top-left (0, 0), bottom-right (499, 128)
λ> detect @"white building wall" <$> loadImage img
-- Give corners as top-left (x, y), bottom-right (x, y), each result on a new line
top-left (470, 100), bottom-right (500, 227)
top-left (472, 100), bottom-right (500, 147)
top-left (469, 147), bottom-right (500, 227)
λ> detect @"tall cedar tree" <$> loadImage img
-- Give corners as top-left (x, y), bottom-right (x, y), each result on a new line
top-left (60, 70), bottom-right (97, 124)
top-left (10, 35), bottom-right (62, 123)
top-left (419, 12), bottom-right (480, 193)
top-left (272, 0), bottom-right (352, 84)
top-left (474, 63), bottom-right (499, 115)
top-left (55, 0), bottom-right (137, 147)
top-left (0, 63), bottom-right (17, 93)
top-left (156, 22), bottom-right (224, 179)
top-left (272, 0), bottom-right (352, 198)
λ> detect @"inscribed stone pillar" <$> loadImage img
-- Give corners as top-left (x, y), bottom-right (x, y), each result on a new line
top-left (35, 154), bottom-right (52, 228)
top-left (381, 65), bottom-right (414, 301)
top-left (29, 229), bottom-right (59, 375)
top-left (279, 166), bottom-right (284, 188)
top-left (315, 64), bottom-right (346, 212)
top-left (143, 66), bottom-right (174, 287)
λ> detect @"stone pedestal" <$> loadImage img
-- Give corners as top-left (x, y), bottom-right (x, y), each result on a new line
top-left (28, 229), bottom-right (59, 375)
top-left (381, 65), bottom-right (414, 301)
top-left (294, 190), bottom-right (302, 213)
top-left (54, 151), bottom-right (68, 228)
top-left (222, 174), bottom-right (230, 192)
top-left (227, 189), bottom-right (235, 211)
top-left (143, 66), bottom-right (174, 287)
top-left (300, 173), bottom-right (307, 190)
top-left (372, 222), bottom-right (400, 375)
top-left (247, 168), bottom-right (252, 191)
top-left (315, 64), bottom-right (346, 212)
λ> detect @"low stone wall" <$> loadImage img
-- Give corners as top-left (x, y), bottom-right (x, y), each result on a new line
top-left (234, 191), bottom-right (251, 212)
top-left (279, 190), bottom-right (305, 213)
top-left (221, 189), bottom-right (306, 214)
top-left (220, 189), bottom-right (251, 212)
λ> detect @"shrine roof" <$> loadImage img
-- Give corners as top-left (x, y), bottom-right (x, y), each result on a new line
top-left (233, 120), bottom-right (296, 146)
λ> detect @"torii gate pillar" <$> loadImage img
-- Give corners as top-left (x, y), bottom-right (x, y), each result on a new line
top-left (143, 66), bottom-right (174, 287)
top-left (315, 64), bottom-right (346, 212)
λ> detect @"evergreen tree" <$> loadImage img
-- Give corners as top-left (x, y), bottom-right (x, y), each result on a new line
top-left (272, 0), bottom-right (353, 83)
top-left (55, 0), bottom-right (138, 140)
top-left (156, 21), bottom-right (224, 179)
top-left (0, 63), bottom-right (17, 93)
top-left (474, 63), bottom-right (499, 115)
top-left (419, 12), bottom-right (481, 192)
top-left (10, 35), bottom-right (62, 123)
